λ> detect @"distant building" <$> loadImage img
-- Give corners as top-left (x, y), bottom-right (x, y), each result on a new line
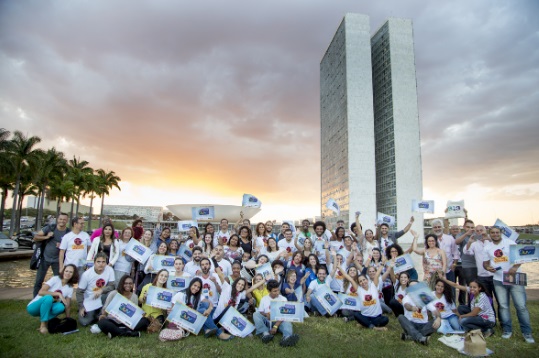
top-left (103, 205), bottom-right (163, 222)
top-left (27, 196), bottom-right (91, 215)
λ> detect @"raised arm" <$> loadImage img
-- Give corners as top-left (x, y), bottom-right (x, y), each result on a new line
top-left (339, 265), bottom-right (358, 291)
top-left (438, 271), bottom-right (466, 292)
top-left (234, 212), bottom-right (244, 232)
top-left (412, 234), bottom-right (425, 255)
top-left (372, 264), bottom-right (384, 288)
top-left (294, 235), bottom-right (304, 251)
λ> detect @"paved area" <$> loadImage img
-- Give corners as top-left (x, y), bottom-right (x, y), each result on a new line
top-left (0, 250), bottom-right (33, 261)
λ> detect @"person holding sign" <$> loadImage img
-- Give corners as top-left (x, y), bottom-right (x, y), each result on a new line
top-left (341, 264), bottom-right (361, 322)
top-left (98, 275), bottom-right (149, 338)
top-left (113, 227), bottom-right (135, 286)
top-left (168, 257), bottom-right (192, 292)
top-left (139, 242), bottom-right (169, 294)
top-left (253, 279), bottom-right (300, 347)
top-left (261, 238), bottom-right (287, 263)
top-left (355, 265), bottom-right (389, 331)
top-left (375, 216), bottom-right (414, 251)
top-left (305, 266), bottom-right (333, 317)
top-left (170, 278), bottom-right (233, 340)
top-left (412, 232), bottom-right (447, 287)
top-left (27, 264), bottom-right (78, 334)
top-left (139, 269), bottom-right (170, 324)
top-left (483, 226), bottom-right (534, 343)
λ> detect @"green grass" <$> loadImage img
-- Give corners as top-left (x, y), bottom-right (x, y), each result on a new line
top-left (1, 301), bottom-right (538, 358)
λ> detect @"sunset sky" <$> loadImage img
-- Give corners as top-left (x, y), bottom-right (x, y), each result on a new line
top-left (1, 0), bottom-right (538, 227)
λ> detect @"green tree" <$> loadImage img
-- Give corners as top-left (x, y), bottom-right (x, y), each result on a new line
top-left (0, 128), bottom-right (13, 229)
top-left (96, 169), bottom-right (121, 227)
top-left (67, 156), bottom-right (92, 223)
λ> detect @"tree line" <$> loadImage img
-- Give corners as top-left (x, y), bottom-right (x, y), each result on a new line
top-left (0, 128), bottom-right (121, 236)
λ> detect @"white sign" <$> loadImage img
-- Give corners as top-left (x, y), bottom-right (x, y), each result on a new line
top-left (124, 239), bottom-right (152, 265)
top-left (178, 220), bottom-right (198, 232)
top-left (412, 200), bottom-right (435, 214)
top-left (326, 198), bottom-right (340, 216)
top-left (377, 212), bottom-right (395, 227)
top-left (242, 194), bottom-right (261, 208)
top-left (445, 200), bottom-right (465, 218)
top-left (494, 218), bottom-right (519, 242)
top-left (105, 293), bottom-right (145, 329)
top-left (218, 306), bottom-right (255, 338)
top-left (191, 206), bottom-right (215, 220)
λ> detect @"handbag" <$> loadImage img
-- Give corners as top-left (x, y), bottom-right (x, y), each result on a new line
top-left (147, 316), bottom-right (164, 334)
top-left (158, 322), bottom-right (189, 341)
top-left (30, 243), bottom-right (45, 270)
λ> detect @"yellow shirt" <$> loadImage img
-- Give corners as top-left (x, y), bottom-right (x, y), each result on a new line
top-left (252, 287), bottom-right (269, 307)
top-left (139, 283), bottom-right (166, 318)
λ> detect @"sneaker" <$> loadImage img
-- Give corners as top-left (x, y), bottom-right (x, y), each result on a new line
top-left (401, 333), bottom-right (412, 341)
top-left (280, 334), bottom-right (300, 347)
top-left (524, 334), bottom-right (535, 344)
top-left (501, 332), bottom-right (512, 339)
top-left (484, 329), bottom-right (494, 338)
top-left (343, 317), bottom-right (349, 323)
top-left (419, 336), bottom-right (429, 346)
top-left (261, 333), bottom-right (274, 344)
top-left (107, 332), bottom-right (113, 340)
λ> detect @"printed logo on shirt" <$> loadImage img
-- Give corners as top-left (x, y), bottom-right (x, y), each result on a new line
top-left (397, 294), bottom-right (404, 303)
top-left (434, 302), bottom-right (445, 312)
top-left (94, 278), bottom-right (106, 291)
top-left (72, 238), bottom-right (84, 250)
top-left (203, 283), bottom-right (212, 297)
top-left (493, 249), bottom-right (508, 263)
top-left (364, 294), bottom-right (377, 306)
top-left (412, 311), bottom-right (424, 319)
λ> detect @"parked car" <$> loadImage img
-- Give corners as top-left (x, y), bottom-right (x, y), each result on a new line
top-left (13, 231), bottom-right (35, 250)
top-left (0, 233), bottom-right (19, 252)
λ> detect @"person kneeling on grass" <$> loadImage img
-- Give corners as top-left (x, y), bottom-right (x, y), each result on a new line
top-left (398, 281), bottom-right (441, 345)
top-left (27, 264), bottom-right (79, 334)
top-left (354, 264), bottom-right (389, 331)
top-left (253, 279), bottom-right (300, 347)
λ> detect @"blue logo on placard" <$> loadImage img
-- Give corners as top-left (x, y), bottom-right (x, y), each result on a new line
top-left (249, 197), bottom-right (258, 203)
top-left (324, 293), bottom-right (336, 305)
top-left (183, 250), bottom-right (192, 258)
top-left (279, 304), bottom-right (296, 314)
top-left (395, 257), bottom-right (406, 267)
top-left (419, 293), bottom-right (433, 305)
top-left (180, 310), bottom-right (197, 323)
top-left (501, 226), bottom-right (513, 237)
top-left (182, 224), bottom-right (191, 230)
top-left (119, 303), bottom-right (136, 317)
top-left (161, 258), bottom-right (175, 267)
top-left (157, 291), bottom-right (173, 302)
top-left (171, 278), bottom-right (185, 288)
top-left (383, 216), bottom-right (391, 223)
top-left (344, 298), bottom-right (356, 306)
top-left (133, 245), bottom-right (145, 255)
top-left (231, 316), bottom-right (246, 331)
top-left (418, 202), bottom-right (429, 209)
top-left (199, 208), bottom-right (209, 215)
top-left (519, 246), bottom-right (536, 256)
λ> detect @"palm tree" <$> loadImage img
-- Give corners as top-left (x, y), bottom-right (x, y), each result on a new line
top-left (0, 128), bottom-right (13, 229)
top-left (34, 148), bottom-right (66, 231)
top-left (67, 156), bottom-right (92, 222)
top-left (48, 173), bottom-right (75, 218)
top-left (85, 172), bottom-right (99, 231)
top-left (7, 131), bottom-right (42, 236)
top-left (96, 169), bottom-right (121, 227)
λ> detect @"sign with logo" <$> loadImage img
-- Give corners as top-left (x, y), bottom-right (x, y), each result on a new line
top-left (167, 302), bottom-right (206, 335)
top-left (218, 306), bottom-right (255, 338)
top-left (313, 284), bottom-right (342, 315)
top-left (509, 244), bottom-right (539, 264)
top-left (270, 301), bottom-right (304, 322)
top-left (178, 244), bottom-right (193, 263)
top-left (167, 275), bottom-right (192, 292)
top-left (406, 282), bottom-right (436, 308)
top-left (502, 271), bottom-right (527, 286)
top-left (152, 255), bottom-right (176, 273)
top-left (377, 212), bottom-right (395, 227)
top-left (255, 263), bottom-right (273, 279)
top-left (392, 254), bottom-right (415, 274)
top-left (337, 293), bottom-right (361, 311)
top-left (445, 200), bottom-right (465, 219)
top-left (325, 198), bottom-right (340, 216)
top-left (191, 206), bottom-right (215, 220)
top-left (124, 238), bottom-right (152, 264)
top-left (242, 194), bottom-right (261, 208)
top-left (178, 220), bottom-right (198, 232)
top-left (412, 200), bottom-right (435, 214)
top-left (146, 286), bottom-right (175, 310)
top-left (105, 293), bottom-right (145, 329)
top-left (494, 218), bottom-right (519, 242)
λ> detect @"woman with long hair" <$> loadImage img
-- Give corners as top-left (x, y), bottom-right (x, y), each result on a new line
top-left (238, 225), bottom-right (253, 256)
top-left (432, 278), bottom-right (461, 333)
top-left (261, 237), bottom-right (286, 262)
top-left (139, 269), bottom-right (170, 324)
top-left (98, 275), bottom-right (150, 338)
top-left (304, 254), bottom-right (320, 289)
top-left (388, 271), bottom-right (410, 317)
top-left (354, 266), bottom-right (389, 331)
top-left (138, 242), bottom-right (168, 295)
top-left (294, 236), bottom-right (314, 265)
top-left (87, 223), bottom-right (119, 266)
top-left (167, 239), bottom-right (180, 256)
top-left (201, 233), bottom-right (214, 257)
top-left (412, 232), bottom-right (447, 286)
top-left (224, 234), bottom-right (244, 262)
top-left (114, 227), bottom-right (135, 285)
top-left (254, 222), bottom-right (268, 250)
top-left (281, 269), bottom-right (309, 302)
top-left (27, 264), bottom-right (79, 334)
top-left (342, 265), bottom-right (361, 323)
top-left (185, 226), bottom-right (200, 249)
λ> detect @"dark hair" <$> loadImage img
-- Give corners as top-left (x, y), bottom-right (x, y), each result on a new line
top-left (203, 233), bottom-right (214, 252)
top-left (231, 277), bottom-right (247, 298)
top-left (121, 227), bottom-right (133, 240)
top-left (238, 226), bottom-right (252, 241)
top-left (192, 246), bottom-right (203, 254)
top-left (186, 277), bottom-right (203, 309)
top-left (464, 219), bottom-right (475, 226)
top-left (189, 226), bottom-right (200, 239)
top-left (267, 279), bottom-right (280, 291)
top-left (61, 264), bottom-right (79, 285)
top-left (395, 272), bottom-right (410, 292)
top-left (167, 239), bottom-right (179, 254)
top-left (132, 219), bottom-right (142, 227)
top-left (71, 217), bottom-right (82, 227)
top-left (364, 229), bottom-right (373, 237)
top-left (435, 279), bottom-right (454, 305)
top-left (266, 237), bottom-right (277, 252)
top-left (469, 279), bottom-right (490, 298)
top-left (271, 260), bottom-right (285, 271)
top-left (306, 254), bottom-right (319, 270)
top-left (204, 223), bottom-right (214, 234)
top-left (385, 244), bottom-right (404, 260)
top-left (371, 248), bottom-right (382, 263)
top-left (380, 223), bottom-right (389, 228)
top-left (152, 269), bottom-right (169, 287)
top-left (220, 218), bottom-right (229, 224)
top-left (256, 255), bottom-right (269, 264)
top-left (117, 274), bottom-right (134, 296)
top-left (255, 222), bottom-right (266, 236)
top-left (292, 251), bottom-right (304, 263)
top-left (59, 212), bottom-right (68, 218)
top-left (94, 252), bottom-right (108, 262)
top-left (161, 227), bottom-right (171, 234)
top-left (232, 260), bottom-right (242, 268)
top-left (228, 234), bottom-right (240, 248)
top-left (317, 266), bottom-right (328, 274)
top-left (313, 221), bottom-right (326, 232)
top-left (284, 229), bottom-right (293, 234)
top-left (424, 234), bottom-right (439, 249)
top-left (99, 223), bottom-right (115, 253)
top-left (200, 257), bottom-right (211, 266)
top-left (335, 227), bottom-right (345, 239)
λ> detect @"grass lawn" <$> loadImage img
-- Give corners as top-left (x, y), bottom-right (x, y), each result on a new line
top-left (1, 300), bottom-right (538, 358)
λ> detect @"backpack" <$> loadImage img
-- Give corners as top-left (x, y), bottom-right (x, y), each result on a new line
top-left (30, 224), bottom-right (71, 270)
top-left (47, 317), bottom-right (78, 334)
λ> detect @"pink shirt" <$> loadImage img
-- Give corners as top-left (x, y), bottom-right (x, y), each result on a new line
top-left (90, 227), bottom-right (119, 242)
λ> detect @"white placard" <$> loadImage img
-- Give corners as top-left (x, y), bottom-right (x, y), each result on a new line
top-left (242, 194), bottom-right (261, 208)
top-left (445, 200), bottom-right (465, 218)
top-left (412, 200), bottom-right (435, 214)
top-left (124, 238), bottom-right (152, 265)
top-left (326, 198), bottom-right (340, 216)
top-left (377, 212), bottom-right (395, 226)
top-left (191, 206), bottom-right (215, 220)
top-left (178, 220), bottom-right (198, 232)
top-left (494, 218), bottom-right (519, 242)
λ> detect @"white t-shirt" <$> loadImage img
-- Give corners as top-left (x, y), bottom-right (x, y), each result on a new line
top-left (185, 261), bottom-right (202, 276)
top-left (215, 231), bottom-right (231, 247)
top-left (394, 285), bottom-right (407, 304)
top-left (59, 231), bottom-right (90, 267)
top-left (215, 258), bottom-right (232, 277)
top-left (358, 281), bottom-right (382, 317)
top-left (307, 277), bottom-right (333, 294)
top-left (402, 294), bottom-right (429, 324)
top-left (184, 239), bottom-right (196, 251)
top-left (465, 240), bottom-right (493, 278)
top-left (431, 292), bottom-right (456, 319)
top-left (254, 236), bottom-right (268, 251)
top-left (483, 239), bottom-right (517, 281)
top-left (329, 240), bottom-right (345, 252)
top-left (213, 281), bottom-right (246, 319)
top-left (78, 265), bottom-right (115, 311)
top-left (277, 239), bottom-right (297, 262)
top-left (258, 294), bottom-right (287, 314)
top-left (328, 264), bottom-right (344, 293)
top-left (312, 237), bottom-right (328, 264)
top-left (197, 273), bottom-right (221, 305)
top-left (28, 276), bottom-right (73, 306)
top-left (114, 240), bottom-right (132, 273)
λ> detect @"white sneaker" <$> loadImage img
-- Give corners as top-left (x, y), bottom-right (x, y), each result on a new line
top-left (524, 334), bottom-right (535, 344)
top-left (90, 324), bottom-right (102, 334)
top-left (501, 332), bottom-right (512, 339)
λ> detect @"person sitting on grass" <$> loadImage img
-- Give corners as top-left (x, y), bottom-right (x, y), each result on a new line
top-left (253, 279), bottom-right (300, 347)
top-left (431, 278), bottom-right (462, 333)
top-left (139, 269), bottom-right (170, 325)
top-left (97, 275), bottom-right (150, 338)
top-left (354, 265), bottom-right (389, 331)
top-left (27, 264), bottom-right (79, 334)
top-left (282, 269), bottom-right (308, 302)
top-left (305, 266), bottom-right (333, 317)
top-left (398, 281), bottom-right (441, 345)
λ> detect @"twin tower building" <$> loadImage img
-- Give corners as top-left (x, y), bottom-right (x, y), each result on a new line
top-left (321, 13), bottom-right (424, 239)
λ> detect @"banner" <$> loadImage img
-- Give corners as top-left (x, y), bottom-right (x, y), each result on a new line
top-left (152, 255), bottom-right (176, 273)
top-left (242, 194), bottom-right (261, 208)
top-left (326, 198), bottom-right (340, 216)
top-left (146, 286), bottom-right (175, 310)
top-left (406, 282), bottom-right (436, 308)
top-left (178, 244), bottom-right (193, 263)
top-left (412, 200), bottom-right (435, 214)
top-left (509, 244), bottom-right (539, 264)
top-left (502, 272), bottom-right (527, 286)
top-left (337, 293), bottom-right (361, 311)
top-left (445, 200), bottom-right (465, 219)
top-left (167, 302), bottom-right (206, 335)
top-left (218, 306), bottom-right (255, 338)
top-left (124, 238), bottom-right (152, 265)
top-left (313, 284), bottom-right (342, 315)
top-left (377, 212), bottom-right (395, 227)
top-left (255, 263), bottom-right (273, 279)
top-left (494, 218), bottom-right (519, 242)
top-left (178, 220), bottom-right (198, 232)
top-left (270, 301), bottom-right (304, 322)
top-left (167, 275), bottom-right (192, 292)
top-left (191, 206), bottom-right (215, 220)
top-left (392, 254), bottom-right (415, 274)
top-left (105, 293), bottom-right (145, 329)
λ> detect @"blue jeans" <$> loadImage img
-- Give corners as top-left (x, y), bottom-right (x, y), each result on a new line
top-left (197, 302), bottom-right (223, 336)
top-left (309, 296), bottom-right (327, 316)
top-left (353, 312), bottom-right (389, 329)
top-left (444, 314), bottom-right (462, 331)
top-left (27, 295), bottom-right (65, 322)
top-left (253, 311), bottom-right (293, 337)
top-left (493, 280), bottom-right (532, 335)
top-left (460, 316), bottom-right (495, 333)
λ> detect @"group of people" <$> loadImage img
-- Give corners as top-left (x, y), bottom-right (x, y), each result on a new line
top-left (27, 211), bottom-right (535, 347)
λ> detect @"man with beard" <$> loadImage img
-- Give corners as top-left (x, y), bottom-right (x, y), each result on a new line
top-left (376, 216), bottom-right (414, 251)
top-left (278, 229), bottom-right (297, 263)
top-left (197, 258), bottom-right (221, 308)
top-left (59, 217), bottom-right (90, 277)
top-left (431, 219), bottom-right (460, 283)
top-left (211, 245), bottom-right (232, 276)
top-left (483, 226), bottom-right (534, 343)
top-left (312, 221), bottom-right (331, 267)
top-left (33, 212), bottom-right (70, 297)
top-left (215, 218), bottom-right (232, 246)
top-left (76, 252), bottom-right (115, 326)
top-left (185, 246), bottom-right (205, 276)
top-left (296, 219), bottom-right (312, 246)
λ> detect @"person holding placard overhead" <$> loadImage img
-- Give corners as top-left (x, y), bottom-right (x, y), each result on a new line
top-left (253, 279), bottom-right (300, 347)
top-left (483, 226), bottom-right (534, 344)
top-left (139, 269), bottom-right (170, 324)
top-left (98, 275), bottom-right (150, 338)
top-left (376, 216), bottom-right (414, 251)
top-left (355, 265), bottom-right (389, 331)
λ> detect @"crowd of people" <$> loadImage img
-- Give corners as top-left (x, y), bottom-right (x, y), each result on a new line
top-left (27, 211), bottom-right (535, 347)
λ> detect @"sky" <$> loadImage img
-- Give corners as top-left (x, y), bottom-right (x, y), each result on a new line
top-left (1, 0), bottom-right (538, 226)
